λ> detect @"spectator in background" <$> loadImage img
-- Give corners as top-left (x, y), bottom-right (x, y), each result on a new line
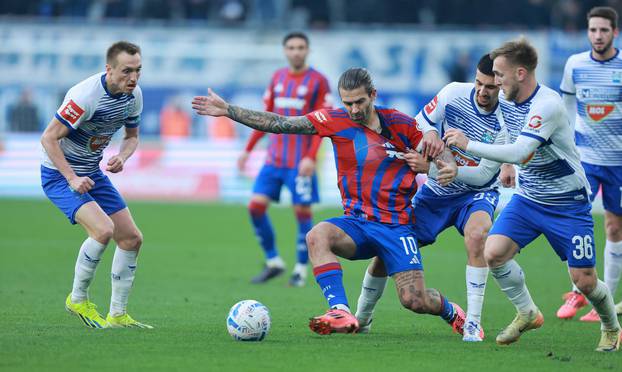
top-left (445, 51), bottom-right (470, 83)
top-left (9, 89), bottom-right (40, 133)
top-left (160, 97), bottom-right (191, 138)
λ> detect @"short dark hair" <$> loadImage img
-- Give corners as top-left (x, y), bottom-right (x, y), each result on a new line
top-left (282, 32), bottom-right (309, 46)
top-left (106, 41), bottom-right (141, 66)
top-left (477, 53), bottom-right (494, 76)
top-left (490, 37), bottom-right (538, 72)
top-left (588, 6), bottom-right (618, 29)
top-left (338, 67), bottom-right (375, 95)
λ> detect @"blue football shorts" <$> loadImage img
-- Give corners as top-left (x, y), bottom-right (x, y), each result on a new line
top-left (252, 164), bottom-right (319, 205)
top-left (326, 215), bottom-right (423, 276)
top-left (41, 165), bottom-right (127, 224)
top-left (582, 162), bottom-right (622, 215)
top-left (490, 194), bottom-right (595, 268)
top-left (413, 184), bottom-right (499, 246)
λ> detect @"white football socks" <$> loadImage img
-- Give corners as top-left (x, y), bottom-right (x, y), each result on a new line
top-left (355, 271), bottom-right (388, 323)
top-left (110, 247), bottom-right (138, 317)
top-left (266, 256), bottom-right (285, 269)
top-left (604, 240), bottom-right (622, 296)
top-left (585, 279), bottom-right (621, 331)
top-left (293, 263), bottom-right (307, 279)
top-left (71, 237), bottom-right (107, 303)
top-left (465, 265), bottom-right (488, 324)
top-left (490, 259), bottom-right (538, 316)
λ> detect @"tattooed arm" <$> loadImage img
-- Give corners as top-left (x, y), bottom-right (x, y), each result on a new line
top-left (192, 88), bottom-right (317, 135)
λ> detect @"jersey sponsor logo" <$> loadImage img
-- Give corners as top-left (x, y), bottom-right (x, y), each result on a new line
top-left (60, 100), bottom-right (85, 125)
top-left (274, 97), bottom-right (306, 110)
top-left (424, 96), bottom-right (438, 115)
top-left (313, 111), bottom-right (328, 123)
top-left (383, 142), bottom-right (406, 159)
top-left (586, 104), bottom-right (615, 122)
top-left (87, 135), bottom-right (112, 153)
top-left (528, 115), bottom-right (542, 129)
top-left (452, 150), bottom-right (478, 166)
top-left (296, 85), bottom-right (308, 96)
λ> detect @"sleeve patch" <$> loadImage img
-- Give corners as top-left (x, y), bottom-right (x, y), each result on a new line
top-left (59, 100), bottom-right (85, 125)
top-left (424, 96), bottom-right (438, 115)
top-left (527, 115), bottom-right (542, 129)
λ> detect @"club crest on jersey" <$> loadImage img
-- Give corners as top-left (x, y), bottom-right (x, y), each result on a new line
top-left (586, 104), bottom-right (614, 122)
top-left (60, 100), bottom-right (85, 125)
top-left (613, 71), bottom-right (622, 84)
top-left (383, 142), bottom-right (405, 159)
top-left (528, 115), bottom-right (542, 130)
top-left (481, 130), bottom-right (495, 144)
top-left (424, 96), bottom-right (438, 115)
top-left (87, 135), bottom-right (111, 153)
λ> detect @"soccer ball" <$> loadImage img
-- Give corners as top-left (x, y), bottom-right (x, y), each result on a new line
top-left (226, 300), bottom-right (271, 341)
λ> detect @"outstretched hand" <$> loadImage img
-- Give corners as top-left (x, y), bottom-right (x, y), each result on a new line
top-left (192, 88), bottom-right (229, 117)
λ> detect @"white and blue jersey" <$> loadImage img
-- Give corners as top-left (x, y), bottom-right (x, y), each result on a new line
top-left (485, 84), bottom-right (595, 268)
top-left (41, 72), bottom-right (143, 175)
top-left (416, 82), bottom-right (506, 196)
top-left (560, 50), bottom-right (622, 166)
top-left (498, 85), bottom-right (590, 206)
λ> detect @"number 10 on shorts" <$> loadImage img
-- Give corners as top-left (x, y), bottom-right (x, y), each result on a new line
top-left (400, 236), bottom-right (420, 264)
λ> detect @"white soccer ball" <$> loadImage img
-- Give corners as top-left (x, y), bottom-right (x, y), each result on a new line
top-left (226, 300), bottom-right (271, 341)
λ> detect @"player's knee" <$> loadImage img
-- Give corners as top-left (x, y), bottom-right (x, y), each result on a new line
top-left (484, 247), bottom-right (504, 268)
top-left (571, 269), bottom-right (597, 295)
top-left (465, 228), bottom-right (488, 257)
top-left (127, 229), bottom-right (144, 250)
top-left (398, 293), bottom-right (427, 313)
top-left (605, 219), bottom-right (622, 240)
top-left (92, 219), bottom-right (114, 244)
top-left (248, 199), bottom-right (268, 218)
top-left (306, 226), bottom-right (327, 253)
top-left (368, 257), bottom-right (388, 277)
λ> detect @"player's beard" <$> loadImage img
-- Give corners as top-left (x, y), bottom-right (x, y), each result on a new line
top-left (503, 83), bottom-right (519, 102)
top-left (592, 39), bottom-right (614, 55)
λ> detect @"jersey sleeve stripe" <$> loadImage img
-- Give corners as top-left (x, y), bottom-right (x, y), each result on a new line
top-left (54, 113), bottom-right (76, 131)
top-left (559, 88), bottom-right (575, 95)
top-left (520, 131), bottom-right (546, 143)
top-left (421, 109), bottom-right (437, 126)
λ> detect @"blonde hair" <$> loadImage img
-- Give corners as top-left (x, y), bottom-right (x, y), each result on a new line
top-left (490, 37), bottom-right (538, 72)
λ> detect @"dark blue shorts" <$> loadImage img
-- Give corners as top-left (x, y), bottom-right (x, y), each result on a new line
top-left (41, 166), bottom-right (127, 224)
top-left (490, 194), bottom-right (595, 268)
top-left (413, 185), bottom-right (499, 246)
top-left (582, 162), bottom-right (622, 215)
top-left (326, 215), bottom-right (423, 276)
top-left (252, 164), bottom-right (319, 205)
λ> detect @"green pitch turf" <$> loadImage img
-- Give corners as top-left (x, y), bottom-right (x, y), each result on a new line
top-left (0, 199), bottom-right (620, 371)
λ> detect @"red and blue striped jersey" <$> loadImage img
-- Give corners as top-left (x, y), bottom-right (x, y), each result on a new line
top-left (245, 67), bottom-right (331, 168)
top-left (306, 107), bottom-right (423, 224)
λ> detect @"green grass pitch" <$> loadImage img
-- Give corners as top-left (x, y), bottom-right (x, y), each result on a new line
top-left (1, 199), bottom-right (620, 371)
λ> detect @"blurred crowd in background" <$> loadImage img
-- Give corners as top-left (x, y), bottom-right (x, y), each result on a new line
top-left (0, 0), bottom-right (613, 137)
top-left (0, 0), bottom-right (618, 30)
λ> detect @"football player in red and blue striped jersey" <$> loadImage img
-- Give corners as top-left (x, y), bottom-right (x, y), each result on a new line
top-left (193, 67), bottom-right (469, 337)
top-left (238, 32), bottom-right (332, 287)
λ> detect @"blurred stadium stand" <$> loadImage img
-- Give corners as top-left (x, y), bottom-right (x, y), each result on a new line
top-left (0, 1), bottom-right (609, 211)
